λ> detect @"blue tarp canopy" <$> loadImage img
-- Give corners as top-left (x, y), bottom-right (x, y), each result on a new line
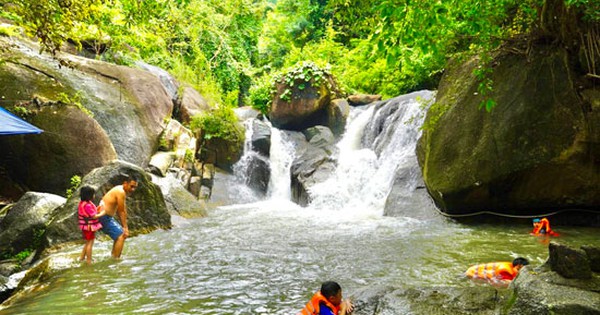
top-left (0, 107), bottom-right (43, 135)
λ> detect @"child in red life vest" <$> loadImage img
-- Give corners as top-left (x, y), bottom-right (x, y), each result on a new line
top-left (297, 281), bottom-right (354, 315)
top-left (531, 217), bottom-right (559, 236)
top-left (78, 185), bottom-right (105, 264)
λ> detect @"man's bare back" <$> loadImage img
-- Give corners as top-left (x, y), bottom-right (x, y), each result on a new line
top-left (100, 185), bottom-right (126, 217)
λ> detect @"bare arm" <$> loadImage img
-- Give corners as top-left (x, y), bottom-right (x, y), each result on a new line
top-left (117, 191), bottom-right (129, 237)
top-left (339, 299), bottom-right (354, 315)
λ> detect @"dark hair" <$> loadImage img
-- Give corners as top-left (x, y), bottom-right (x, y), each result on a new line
top-left (120, 173), bottom-right (139, 183)
top-left (80, 185), bottom-right (95, 201)
top-left (320, 281), bottom-right (341, 298)
top-left (513, 257), bottom-right (529, 267)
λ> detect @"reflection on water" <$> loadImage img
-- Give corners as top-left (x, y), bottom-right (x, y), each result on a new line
top-left (1, 200), bottom-right (598, 315)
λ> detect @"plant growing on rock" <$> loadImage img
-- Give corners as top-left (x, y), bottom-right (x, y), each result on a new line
top-left (272, 61), bottom-right (340, 103)
top-left (190, 104), bottom-right (244, 143)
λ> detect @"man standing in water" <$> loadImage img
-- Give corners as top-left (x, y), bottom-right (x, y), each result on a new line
top-left (98, 173), bottom-right (138, 259)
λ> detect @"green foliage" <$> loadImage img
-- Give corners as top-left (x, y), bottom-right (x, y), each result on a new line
top-left (9, 0), bottom-right (98, 54)
top-left (566, 0), bottom-right (600, 22)
top-left (9, 105), bottom-right (31, 118)
top-left (184, 148), bottom-right (195, 163)
top-left (66, 175), bottom-right (82, 199)
top-left (0, 24), bottom-right (21, 37)
top-left (13, 249), bottom-right (32, 263)
top-left (273, 61), bottom-right (337, 102)
top-left (190, 105), bottom-right (243, 143)
top-left (248, 73), bottom-right (274, 114)
top-left (58, 92), bottom-right (93, 117)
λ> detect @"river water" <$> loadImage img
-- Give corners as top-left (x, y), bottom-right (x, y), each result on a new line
top-left (1, 93), bottom-right (599, 315)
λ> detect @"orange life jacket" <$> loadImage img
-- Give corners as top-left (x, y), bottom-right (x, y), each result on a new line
top-left (532, 218), bottom-right (553, 235)
top-left (465, 261), bottom-right (518, 281)
top-left (297, 291), bottom-right (340, 315)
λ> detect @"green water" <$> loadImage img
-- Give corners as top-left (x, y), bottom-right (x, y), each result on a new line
top-left (1, 201), bottom-right (598, 315)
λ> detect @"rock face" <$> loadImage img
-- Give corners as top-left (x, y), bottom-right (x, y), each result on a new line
top-left (151, 173), bottom-right (207, 218)
top-left (289, 127), bottom-right (337, 206)
top-left (175, 85), bottom-right (210, 125)
top-left (0, 36), bottom-right (174, 200)
top-left (43, 161), bottom-right (171, 248)
top-left (417, 46), bottom-right (600, 218)
top-left (0, 193), bottom-right (65, 258)
top-left (0, 101), bottom-right (117, 196)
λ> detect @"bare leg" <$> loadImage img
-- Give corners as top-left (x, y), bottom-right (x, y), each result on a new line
top-left (112, 234), bottom-right (126, 259)
top-left (79, 243), bottom-right (87, 261)
top-left (86, 239), bottom-right (94, 264)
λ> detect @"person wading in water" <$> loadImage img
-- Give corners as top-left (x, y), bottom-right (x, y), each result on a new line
top-left (98, 173), bottom-right (138, 259)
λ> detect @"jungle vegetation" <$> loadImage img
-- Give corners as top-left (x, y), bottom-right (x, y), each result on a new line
top-left (1, 0), bottom-right (598, 116)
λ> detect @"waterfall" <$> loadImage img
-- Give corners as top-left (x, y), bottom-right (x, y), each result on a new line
top-left (227, 118), bottom-right (263, 204)
top-left (232, 91), bottom-right (434, 217)
top-left (307, 91), bottom-right (434, 216)
top-left (266, 127), bottom-right (296, 200)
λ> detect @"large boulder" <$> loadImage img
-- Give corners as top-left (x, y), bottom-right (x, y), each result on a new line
top-left (351, 285), bottom-right (507, 315)
top-left (0, 36), bottom-right (173, 171)
top-left (269, 63), bottom-right (343, 133)
top-left (507, 265), bottom-right (600, 314)
top-left (549, 242), bottom-right (592, 279)
top-left (289, 128), bottom-right (337, 206)
top-left (0, 100), bottom-right (117, 196)
top-left (0, 192), bottom-right (65, 258)
top-left (151, 173), bottom-right (207, 218)
top-left (417, 46), bottom-right (600, 218)
top-left (175, 85), bottom-right (210, 125)
top-left (43, 161), bottom-right (171, 249)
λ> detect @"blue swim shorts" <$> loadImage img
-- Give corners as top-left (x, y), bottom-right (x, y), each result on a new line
top-left (99, 215), bottom-right (124, 240)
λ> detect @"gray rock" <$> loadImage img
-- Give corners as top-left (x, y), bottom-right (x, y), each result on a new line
top-left (508, 266), bottom-right (600, 315)
top-left (148, 152), bottom-right (176, 177)
top-left (234, 106), bottom-right (261, 121)
top-left (0, 192), bottom-right (65, 258)
top-left (251, 119), bottom-right (271, 157)
top-left (549, 242), bottom-right (592, 279)
top-left (152, 173), bottom-right (207, 218)
top-left (303, 125), bottom-right (335, 150)
top-left (582, 245), bottom-right (600, 272)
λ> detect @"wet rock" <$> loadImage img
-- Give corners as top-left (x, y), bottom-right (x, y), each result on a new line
top-left (251, 119), bottom-right (271, 157)
top-left (303, 125), bottom-right (335, 150)
top-left (351, 285), bottom-right (505, 315)
top-left (508, 266), bottom-right (600, 315)
top-left (549, 242), bottom-right (592, 279)
top-left (327, 99), bottom-right (349, 136)
top-left (245, 154), bottom-right (270, 195)
top-left (582, 245), bottom-right (600, 272)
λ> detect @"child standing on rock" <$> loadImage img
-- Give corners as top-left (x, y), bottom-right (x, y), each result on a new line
top-left (78, 185), bottom-right (105, 264)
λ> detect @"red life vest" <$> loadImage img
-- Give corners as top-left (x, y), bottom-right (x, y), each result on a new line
top-left (465, 261), bottom-right (518, 281)
top-left (78, 201), bottom-right (101, 231)
top-left (297, 291), bottom-right (340, 315)
top-left (532, 218), bottom-right (554, 235)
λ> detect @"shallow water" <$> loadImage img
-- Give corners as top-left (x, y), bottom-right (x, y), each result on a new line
top-left (1, 200), bottom-right (598, 315)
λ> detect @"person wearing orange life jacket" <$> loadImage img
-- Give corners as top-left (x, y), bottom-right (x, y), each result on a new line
top-left (465, 257), bottom-right (529, 284)
top-left (297, 281), bottom-right (354, 315)
top-left (531, 217), bottom-right (558, 236)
